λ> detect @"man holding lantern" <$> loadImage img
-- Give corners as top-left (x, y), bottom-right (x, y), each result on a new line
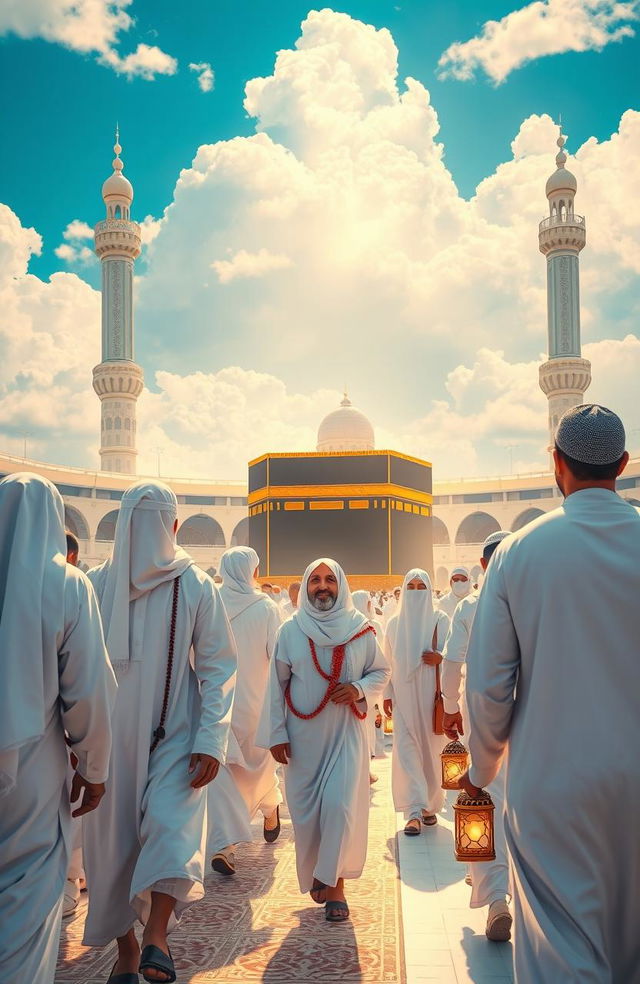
top-left (458, 405), bottom-right (640, 984)
top-left (442, 530), bottom-right (512, 943)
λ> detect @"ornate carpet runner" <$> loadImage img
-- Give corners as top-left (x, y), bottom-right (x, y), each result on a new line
top-left (55, 757), bottom-right (405, 982)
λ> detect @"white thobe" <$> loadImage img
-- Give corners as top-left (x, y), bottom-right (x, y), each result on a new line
top-left (0, 567), bottom-right (115, 984)
top-left (438, 589), bottom-right (470, 620)
top-left (83, 564), bottom-right (236, 945)
top-left (256, 620), bottom-right (390, 891)
top-left (207, 596), bottom-right (282, 854)
top-left (466, 490), bottom-right (640, 984)
top-left (385, 611), bottom-right (450, 818)
top-left (442, 594), bottom-right (510, 908)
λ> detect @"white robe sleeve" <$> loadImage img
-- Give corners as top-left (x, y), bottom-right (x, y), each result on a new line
top-left (442, 606), bottom-right (469, 715)
top-left (382, 627), bottom-right (394, 700)
top-left (191, 579), bottom-right (237, 762)
top-left (255, 629), bottom-right (292, 749)
top-left (59, 572), bottom-right (117, 785)
top-left (466, 560), bottom-right (520, 789)
top-left (352, 631), bottom-right (391, 708)
top-left (265, 602), bottom-right (281, 659)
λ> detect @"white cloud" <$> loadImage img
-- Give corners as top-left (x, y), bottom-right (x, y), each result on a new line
top-left (139, 214), bottom-right (163, 247)
top-left (54, 218), bottom-right (96, 265)
top-left (62, 219), bottom-right (94, 241)
top-left (211, 248), bottom-right (293, 284)
top-left (189, 61), bottom-right (215, 93)
top-left (0, 0), bottom-right (177, 80)
top-left (1, 10), bottom-right (639, 479)
top-left (438, 0), bottom-right (639, 84)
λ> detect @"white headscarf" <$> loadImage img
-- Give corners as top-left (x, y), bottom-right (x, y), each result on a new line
top-left (392, 568), bottom-right (438, 679)
top-left (98, 481), bottom-right (193, 668)
top-left (0, 473), bottom-right (67, 794)
top-left (450, 565), bottom-right (471, 599)
top-left (219, 546), bottom-right (263, 620)
top-left (352, 589), bottom-right (374, 620)
top-left (293, 557), bottom-right (367, 648)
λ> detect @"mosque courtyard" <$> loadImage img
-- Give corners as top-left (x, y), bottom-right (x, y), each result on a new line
top-left (55, 754), bottom-right (514, 984)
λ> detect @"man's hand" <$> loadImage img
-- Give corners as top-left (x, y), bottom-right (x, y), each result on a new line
top-left (422, 650), bottom-right (443, 666)
top-left (270, 742), bottom-right (291, 765)
top-left (443, 710), bottom-right (464, 741)
top-left (188, 753), bottom-right (220, 788)
top-left (70, 771), bottom-right (106, 818)
top-left (383, 698), bottom-right (393, 718)
top-left (457, 770), bottom-right (483, 798)
top-left (330, 683), bottom-right (359, 705)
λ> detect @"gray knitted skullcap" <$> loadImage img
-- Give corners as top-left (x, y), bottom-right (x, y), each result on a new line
top-left (555, 404), bottom-right (625, 465)
top-left (482, 530), bottom-right (510, 550)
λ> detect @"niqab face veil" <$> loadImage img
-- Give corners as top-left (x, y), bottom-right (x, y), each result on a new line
top-left (219, 546), bottom-right (263, 620)
top-left (0, 473), bottom-right (67, 794)
top-left (392, 568), bottom-right (438, 679)
top-left (98, 481), bottom-right (193, 669)
top-left (294, 557), bottom-right (368, 648)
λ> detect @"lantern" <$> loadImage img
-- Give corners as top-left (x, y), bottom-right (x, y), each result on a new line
top-left (383, 714), bottom-right (394, 735)
top-left (453, 789), bottom-right (495, 862)
top-left (440, 740), bottom-right (469, 790)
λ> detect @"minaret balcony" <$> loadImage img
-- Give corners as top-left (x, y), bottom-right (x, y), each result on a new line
top-left (539, 357), bottom-right (592, 397)
top-left (538, 213), bottom-right (586, 255)
top-left (93, 361), bottom-right (144, 398)
top-left (94, 219), bottom-right (142, 259)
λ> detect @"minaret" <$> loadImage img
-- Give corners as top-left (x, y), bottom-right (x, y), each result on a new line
top-left (538, 127), bottom-right (591, 448)
top-left (92, 128), bottom-right (143, 474)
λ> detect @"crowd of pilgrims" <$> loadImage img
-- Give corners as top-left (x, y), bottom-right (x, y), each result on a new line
top-left (0, 403), bottom-right (638, 984)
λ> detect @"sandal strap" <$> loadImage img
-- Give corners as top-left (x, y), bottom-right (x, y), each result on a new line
top-left (139, 944), bottom-right (176, 983)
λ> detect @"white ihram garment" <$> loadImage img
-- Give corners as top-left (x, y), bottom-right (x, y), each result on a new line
top-left (466, 489), bottom-right (640, 984)
top-left (353, 590), bottom-right (385, 758)
top-left (442, 593), bottom-right (509, 908)
top-left (0, 474), bottom-right (115, 984)
top-left (385, 569), bottom-right (450, 819)
top-left (208, 547), bottom-right (282, 854)
top-left (83, 483), bottom-right (236, 945)
top-left (256, 559), bottom-right (390, 891)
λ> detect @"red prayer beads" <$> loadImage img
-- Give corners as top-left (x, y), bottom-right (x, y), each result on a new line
top-left (285, 625), bottom-right (375, 721)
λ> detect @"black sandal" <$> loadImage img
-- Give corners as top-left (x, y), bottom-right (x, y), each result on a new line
top-left (263, 804), bottom-right (281, 843)
top-left (139, 944), bottom-right (176, 983)
top-left (107, 962), bottom-right (139, 984)
top-left (325, 899), bottom-right (350, 922)
top-left (310, 878), bottom-right (327, 904)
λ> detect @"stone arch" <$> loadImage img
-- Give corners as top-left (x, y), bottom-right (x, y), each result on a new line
top-left (64, 504), bottom-right (90, 541)
top-left (431, 516), bottom-right (449, 545)
top-left (512, 508), bottom-right (545, 532)
top-left (177, 514), bottom-right (225, 547)
top-left (96, 509), bottom-right (120, 541)
top-left (115, 205), bottom-right (122, 219)
top-left (455, 511), bottom-right (500, 545)
top-left (435, 566), bottom-right (449, 591)
top-left (230, 517), bottom-right (250, 547)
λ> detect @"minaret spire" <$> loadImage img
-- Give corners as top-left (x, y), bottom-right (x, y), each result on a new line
top-left (92, 128), bottom-right (143, 474)
top-left (538, 123), bottom-right (591, 451)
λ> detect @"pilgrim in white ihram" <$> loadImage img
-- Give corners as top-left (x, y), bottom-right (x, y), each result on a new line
top-left (82, 481), bottom-right (236, 983)
top-left (437, 567), bottom-right (472, 619)
top-left (384, 569), bottom-right (450, 832)
top-left (442, 530), bottom-right (512, 943)
top-left (464, 406), bottom-right (640, 983)
top-left (208, 546), bottom-right (283, 876)
top-left (257, 558), bottom-right (390, 922)
top-left (0, 474), bottom-right (116, 984)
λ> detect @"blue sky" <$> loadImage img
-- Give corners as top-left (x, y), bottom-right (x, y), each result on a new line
top-left (1, 1), bottom-right (639, 478)
top-left (3, 0), bottom-right (637, 283)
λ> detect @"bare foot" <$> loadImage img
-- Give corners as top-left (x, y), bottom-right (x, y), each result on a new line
top-left (113, 929), bottom-right (140, 976)
top-left (140, 928), bottom-right (172, 982)
top-left (263, 808), bottom-right (279, 830)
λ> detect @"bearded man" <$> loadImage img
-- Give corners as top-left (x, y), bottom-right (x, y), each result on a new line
top-left (257, 559), bottom-right (389, 923)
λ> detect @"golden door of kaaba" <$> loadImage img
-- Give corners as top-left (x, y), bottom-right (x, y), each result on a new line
top-left (247, 450), bottom-right (433, 590)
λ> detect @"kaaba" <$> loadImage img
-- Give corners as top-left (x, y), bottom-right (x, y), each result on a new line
top-left (247, 450), bottom-right (433, 589)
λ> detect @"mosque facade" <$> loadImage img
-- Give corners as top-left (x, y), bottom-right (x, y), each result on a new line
top-left (1, 130), bottom-right (639, 587)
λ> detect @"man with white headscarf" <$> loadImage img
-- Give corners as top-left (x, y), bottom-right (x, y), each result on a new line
top-left (384, 569), bottom-right (450, 834)
top-left (83, 481), bottom-right (236, 984)
top-left (207, 546), bottom-right (283, 876)
top-left (441, 531), bottom-right (512, 943)
top-left (0, 474), bottom-right (116, 984)
top-left (461, 405), bottom-right (640, 983)
top-left (257, 559), bottom-right (389, 922)
top-left (437, 567), bottom-right (472, 619)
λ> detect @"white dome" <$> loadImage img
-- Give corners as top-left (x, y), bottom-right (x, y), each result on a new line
top-left (102, 170), bottom-right (133, 203)
top-left (317, 396), bottom-right (375, 452)
top-left (546, 166), bottom-right (577, 197)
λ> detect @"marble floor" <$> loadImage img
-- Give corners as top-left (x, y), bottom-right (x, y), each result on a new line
top-left (55, 753), bottom-right (513, 983)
